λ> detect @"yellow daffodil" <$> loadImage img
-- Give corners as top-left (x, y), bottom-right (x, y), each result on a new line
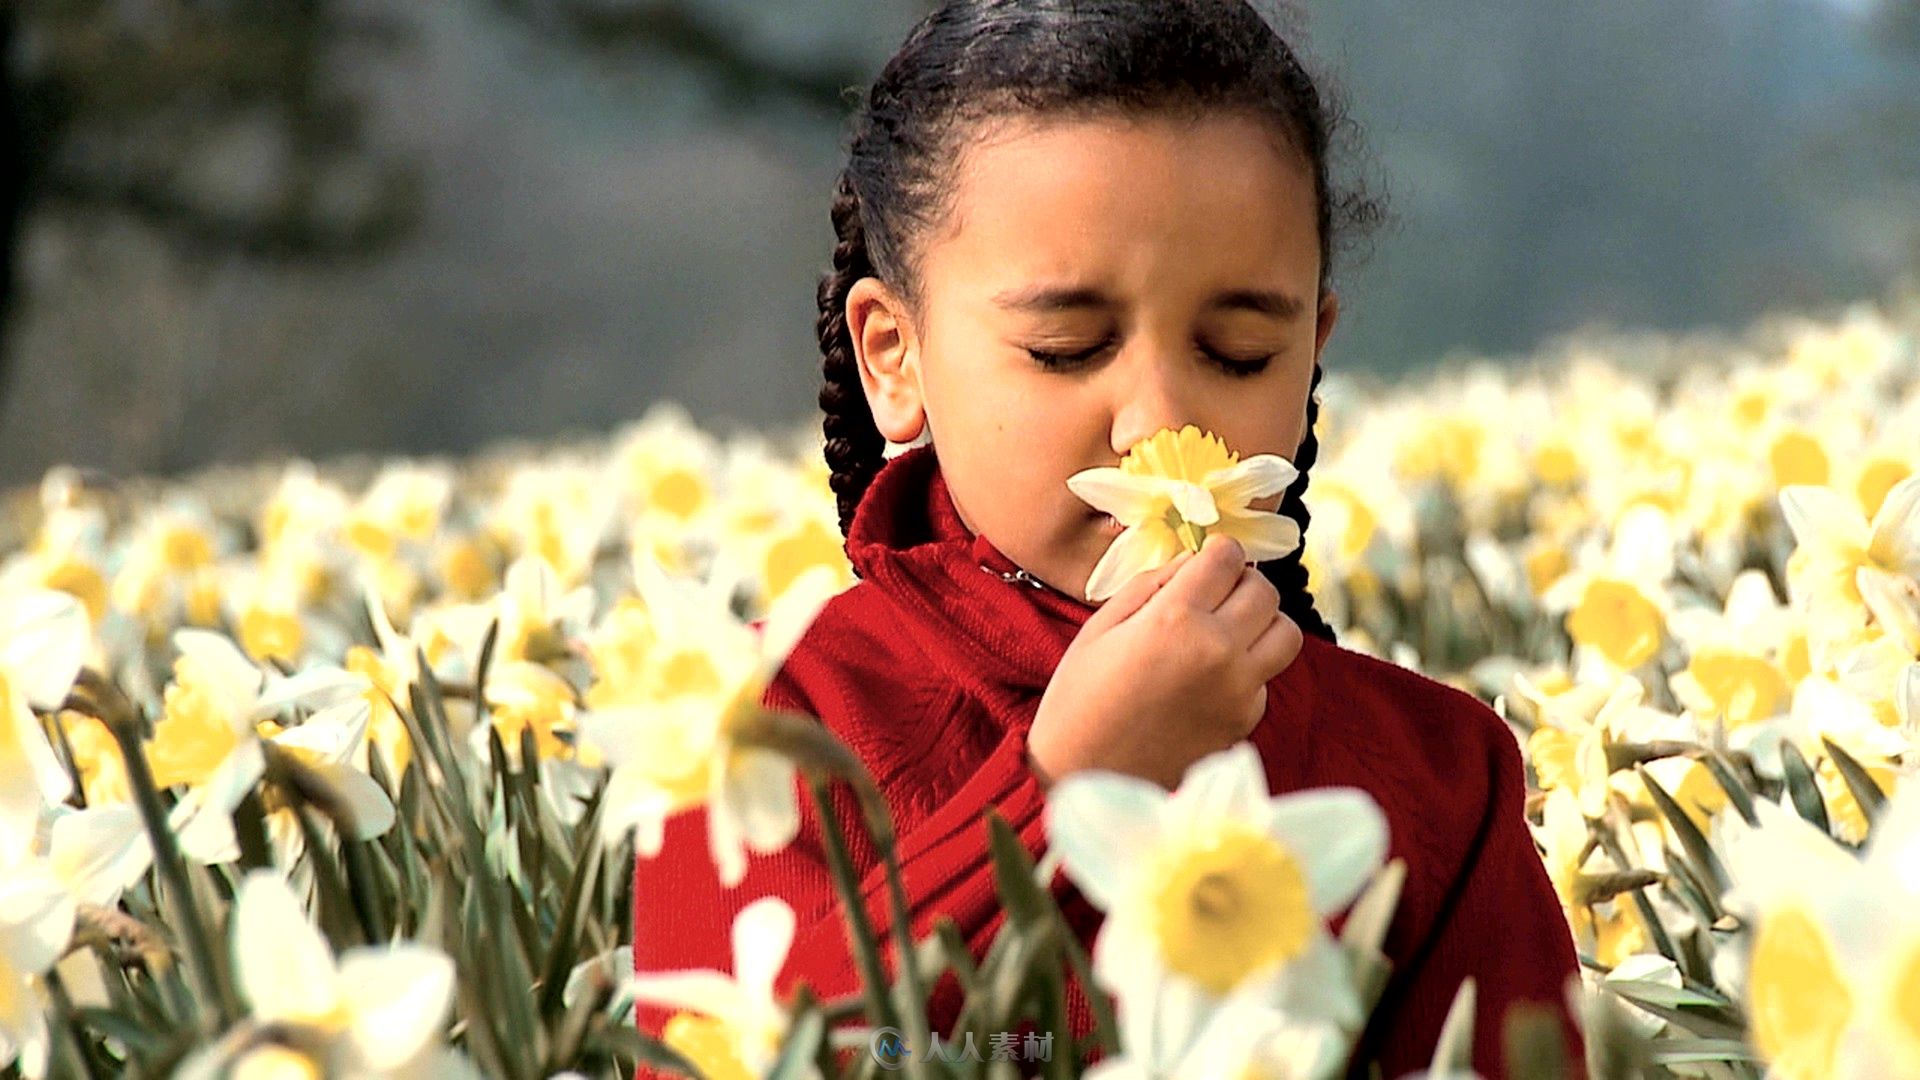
top-left (1046, 742), bottom-right (1387, 1070)
top-left (1067, 425), bottom-right (1302, 602)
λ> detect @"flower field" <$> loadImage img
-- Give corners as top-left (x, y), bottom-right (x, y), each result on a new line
top-left (1, 300), bottom-right (1917, 1079)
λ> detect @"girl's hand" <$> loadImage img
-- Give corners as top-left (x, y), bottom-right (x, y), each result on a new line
top-left (1026, 532), bottom-right (1305, 790)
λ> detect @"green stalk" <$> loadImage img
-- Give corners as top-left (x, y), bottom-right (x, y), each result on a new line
top-left (83, 671), bottom-right (236, 1029)
top-left (805, 776), bottom-right (906, 1044)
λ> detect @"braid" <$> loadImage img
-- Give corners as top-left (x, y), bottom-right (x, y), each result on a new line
top-left (817, 171), bottom-right (889, 539)
top-left (1260, 358), bottom-right (1339, 644)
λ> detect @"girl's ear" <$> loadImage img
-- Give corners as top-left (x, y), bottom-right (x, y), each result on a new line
top-left (846, 276), bottom-right (928, 444)
top-left (1313, 289), bottom-right (1341, 359)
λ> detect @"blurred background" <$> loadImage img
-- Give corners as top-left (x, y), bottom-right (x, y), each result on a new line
top-left (2, 0), bottom-right (1917, 487)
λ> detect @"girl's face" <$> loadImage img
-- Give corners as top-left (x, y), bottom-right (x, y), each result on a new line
top-left (847, 111), bottom-right (1340, 602)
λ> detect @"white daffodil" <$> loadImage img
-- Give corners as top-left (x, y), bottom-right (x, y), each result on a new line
top-left (1718, 782), bottom-right (1920, 1079)
top-left (1067, 425), bottom-right (1302, 602)
top-left (1084, 993), bottom-right (1348, 1080)
top-left (1046, 742), bottom-right (1387, 1071)
top-left (1779, 474), bottom-right (1920, 656)
top-left (225, 870), bottom-right (458, 1077)
top-left (0, 589), bottom-right (89, 860)
top-left (1540, 503), bottom-right (1679, 677)
top-left (0, 862), bottom-right (76, 1079)
top-left (577, 552), bottom-right (836, 886)
top-left (627, 896), bottom-right (815, 1080)
top-left (145, 630), bottom-right (365, 863)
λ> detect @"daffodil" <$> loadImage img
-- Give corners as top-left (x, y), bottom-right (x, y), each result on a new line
top-left (626, 896), bottom-right (816, 1080)
top-left (1067, 425), bottom-right (1302, 602)
top-left (0, 589), bottom-right (89, 860)
top-left (1045, 742), bottom-right (1387, 1071)
top-left (1779, 474), bottom-right (1920, 657)
top-left (1541, 503), bottom-right (1679, 676)
top-left (0, 862), bottom-right (76, 1079)
top-left (1083, 994), bottom-right (1348, 1080)
top-left (217, 870), bottom-right (466, 1078)
top-left (576, 551), bottom-right (837, 885)
top-left (1719, 783), bottom-right (1920, 1079)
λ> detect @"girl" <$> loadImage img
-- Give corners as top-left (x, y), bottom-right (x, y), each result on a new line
top-left (633, 1), bottom-right (1584, 1077)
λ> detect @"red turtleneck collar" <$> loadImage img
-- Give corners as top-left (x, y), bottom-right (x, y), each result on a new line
top-left (841, 441), bottom-right (1321, 748)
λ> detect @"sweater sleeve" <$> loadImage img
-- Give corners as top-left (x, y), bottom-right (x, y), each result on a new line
top-left (1363, 711), bottom-right (1588, 1080)
top-left (630, 677), bottom-right (1061, 1072)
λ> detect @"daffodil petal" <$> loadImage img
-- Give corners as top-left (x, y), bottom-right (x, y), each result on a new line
top-left (232, 870), bottom-right (343, 1024)
top-left (730, 897), bottom-right (795, 1003)
top-left (0, 868), bottom-right (78, 977)
top-left (1045, 771), bottom-right (1165, 912)
top-left (47, 804), bottom-right (151, 908)
top-left (1168, 482), bottom-right (1219, 528)
top-left (1086, 525), bottom-right (1182, 602)
top-left (1208, 455), bottom-right (1299, 507)
top-left (1868, 473), bottom-right (1920, 578)
top-left (625, 969), bottom-right (748, 1020)
top-left (724, 749), bottom-right (800, 856)
top-left (338, 944), bottom-right (457, 1071)
top-left (0, 590), bottom-right (88, 709)
top-left (1066, 469), bottom-right (1165, 523)
top-left (1778, 485), bottom-right (1869, 557)
top-left (1167, 743), bottom-right (1269, 826)
top-left (1265, 788), bottom-right (1389, 914)
top-left (1215, 508), bottom-right (1302, 563)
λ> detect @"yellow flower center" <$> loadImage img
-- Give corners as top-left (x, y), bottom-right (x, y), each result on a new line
top-left (1685, 648), bottom-right (1788, 729)
top-left (656, 650), bottom-right (724, 701)
top-left (763, 517), bottom-right (846, 602)
top-left (59, 710), bottom-right (131, 806)
top-left (1769, 431), bottom-right (1830, 489)
top-left (437, 538), bottom-right (497, 601)
top-left (41, 557), bottom-right (108, 624)
top-left (1533, 441), bottom-right (1581, 487)
top-left (239, 607), bottom-right (304, 665)
top-left (1119, 424), bottom-right (1239, 485)
top-left (1749, 905), bottom-right (1853, 1080)
top-left (148, 661), bottom-right (243, 790)
top-left (1150, 821), bottom-right (1314, 994)
top-left (1857, 458), bottom-right (1912, 520)
top-left (649, 468), bottom-right (711, 521)
top-left (1568, 578), bottom-right (1664, 670)
top-left (160, 526), bottom-right (214, 571)
top-left (663, 1012), bottom-right (753, 1080)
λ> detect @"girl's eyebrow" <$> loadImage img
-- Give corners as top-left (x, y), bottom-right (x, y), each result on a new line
top-left (991, 283), bottom-right (1304, 319)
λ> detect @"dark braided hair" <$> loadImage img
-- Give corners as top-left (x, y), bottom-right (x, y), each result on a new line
top-left (816, 0), bottom-right (1384, 644)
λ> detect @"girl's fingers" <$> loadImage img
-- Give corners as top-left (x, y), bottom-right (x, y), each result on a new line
top-left (1096, 548), bottom-right (1195, 626)
top-left (1158, 533), bottom-right (1245, 613)
top-left (1215, 565), bottom-right (1282, 640)
top-left (1246, 610), bottom-right (1304, 682)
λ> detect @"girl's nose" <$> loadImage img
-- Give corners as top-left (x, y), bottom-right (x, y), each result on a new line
top-left (1108, 345), bottom-right (1203, 458)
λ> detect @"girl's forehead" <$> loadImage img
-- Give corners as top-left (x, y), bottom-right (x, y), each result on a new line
top-left (926, 112), bottom-right (1320, 294)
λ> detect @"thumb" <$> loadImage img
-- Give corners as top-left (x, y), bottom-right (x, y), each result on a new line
top-left (1089, 548), bottom-right (1196, 627)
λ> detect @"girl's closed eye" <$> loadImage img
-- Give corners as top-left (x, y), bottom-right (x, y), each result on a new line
top-left (1022, 337), bottom-right (1276, 377)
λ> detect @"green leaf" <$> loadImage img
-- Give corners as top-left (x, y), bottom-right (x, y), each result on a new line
top-left (1637, 765), bottom-right (1731, 897)
top-left (1778, 739), bottom-right (1832, 836)
top-left (1821, 736), bottom-right (1887, 831)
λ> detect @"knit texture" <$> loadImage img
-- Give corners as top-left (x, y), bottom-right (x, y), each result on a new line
top-left (632, 443), bottom-right (1585, 1079)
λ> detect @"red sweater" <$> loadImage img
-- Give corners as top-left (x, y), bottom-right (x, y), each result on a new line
top-left (632, 443), bottom-right (1583, 1079)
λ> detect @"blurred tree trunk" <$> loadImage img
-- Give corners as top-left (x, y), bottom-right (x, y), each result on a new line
top-left (1, 9), bottom-right (23, 411)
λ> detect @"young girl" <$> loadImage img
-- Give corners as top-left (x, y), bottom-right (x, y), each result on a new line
top-left (633, 1), bottom-right (1583, 1076)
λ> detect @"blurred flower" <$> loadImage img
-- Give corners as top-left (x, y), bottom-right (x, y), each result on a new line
top-left (577, 552), bottom-right (835, 886)
top-left (627, 896), bottom-right (813, 1080)
top-left (1046, 743), bottom-right (1386, 1069)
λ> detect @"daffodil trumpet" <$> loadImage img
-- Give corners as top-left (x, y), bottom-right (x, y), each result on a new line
top-left (1067, 425), bottom-right (1303, 602)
